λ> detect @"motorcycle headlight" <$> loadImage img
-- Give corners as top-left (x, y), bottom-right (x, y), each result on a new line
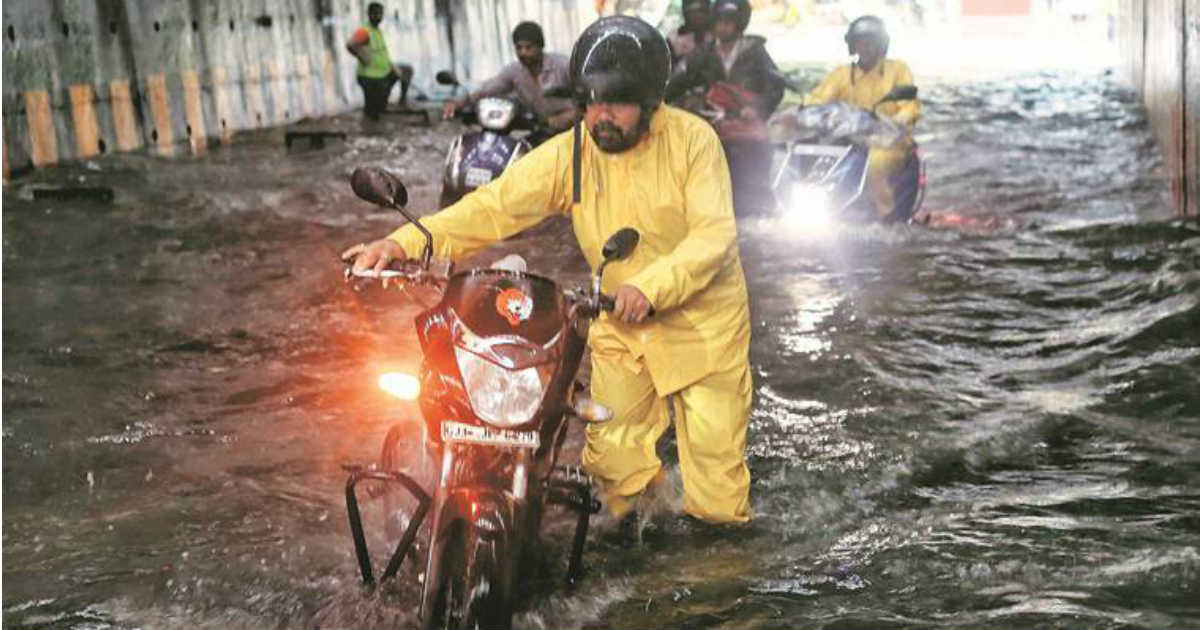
top-left (477, 97), bottom-right (516, 131)
top-left (454, 346), bottom-right (548, 428)
top-left (784, 184), bottom-right (836, 234)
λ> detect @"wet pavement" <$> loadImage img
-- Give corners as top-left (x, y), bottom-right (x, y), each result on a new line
top-left (4, 68), bottom-right (1199, 629)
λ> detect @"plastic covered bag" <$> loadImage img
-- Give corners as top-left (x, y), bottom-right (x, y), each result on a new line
top-left (768, 102), bottom-right (904, 148)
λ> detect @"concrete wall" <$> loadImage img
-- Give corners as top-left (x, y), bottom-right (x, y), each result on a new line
top-left (1120, 0), bottom-right (1198, 218)
top-left (1, 0), bottom-right (589, 177)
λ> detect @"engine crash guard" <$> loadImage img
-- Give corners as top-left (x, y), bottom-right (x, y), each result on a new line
top-left (344, 466), bottom-right (431, 588)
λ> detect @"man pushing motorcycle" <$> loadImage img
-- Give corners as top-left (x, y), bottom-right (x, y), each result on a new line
top-left (806, 15), bottom-right (921, 219)
top-left (345, 16), bottom-right (754, 526)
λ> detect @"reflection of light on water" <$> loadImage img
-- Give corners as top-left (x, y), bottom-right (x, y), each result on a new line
top-left (780, 278), bottom-right (842, 359)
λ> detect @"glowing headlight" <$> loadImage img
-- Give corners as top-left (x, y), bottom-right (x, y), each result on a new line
top-left (784, 184), bottom-right (835, 233)
top-left (477, 98), bottom-right (516, 131)
top-left (454, 346), bottom-right (547, 428)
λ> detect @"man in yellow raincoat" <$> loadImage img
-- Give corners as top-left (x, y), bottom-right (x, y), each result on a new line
top-left (344, 16), bottom-right (753, 524)
top-left (806, 15), bottom-right (921, 219)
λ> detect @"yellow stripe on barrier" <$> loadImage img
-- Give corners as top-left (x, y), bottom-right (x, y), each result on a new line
top-left (268, 59), bottom-right (289, 123)
top-left (182, 70), bottom-right (207, 155)
top-left (25, 90), bottom-right (59, 167)
top-left (69, 84), bottom-right (101, 158)
top-left (245, 65), bottom-right (266, 128)
top-left (147, 73), bottom-right (174, 153)
top-left (296, 54), bottom-right (313, 118)
top-left (323, 52), bottom-right (339, 114)
top-left (110, 79), bottom-right (141, 151)
top-left (211, 67), bottom-right (233, 143)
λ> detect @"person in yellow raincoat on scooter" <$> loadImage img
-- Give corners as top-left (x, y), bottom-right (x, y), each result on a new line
top-left (344, 16), bottom-right (754, 526)
top-left (806, 15), bottom-right (921, 219)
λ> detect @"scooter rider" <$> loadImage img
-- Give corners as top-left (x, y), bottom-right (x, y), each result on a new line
top-left (806, 15), bottom-right (921, 219)
top-left (441, 21), bottom-right (579, 133)
top-left (669, 0), bottom-right (715, 76)
top-left (666, 0), bottom-right (784, 214)
top-left (346, 16), bottom-right (754, 526)
top-left (667, 0), bottom-right (783, 120)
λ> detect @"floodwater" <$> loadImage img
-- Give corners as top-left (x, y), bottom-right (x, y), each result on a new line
top-left (3, 68), bottom-right (1198, 629)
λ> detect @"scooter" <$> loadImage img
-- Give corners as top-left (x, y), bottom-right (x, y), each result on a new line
top-left (673, 81), bottom-right (780, 216)
top-left (341, 167), bottom-right (641, 630)
top-left (769, 85), bottom-right (925, 226)
top-left (435, 71), bottom-right (555, 209)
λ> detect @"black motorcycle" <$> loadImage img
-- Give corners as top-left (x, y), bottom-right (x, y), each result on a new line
top-left (342, 167), bottom-right (640, 629)
top-left (435, 71), bottom-right (559, 209)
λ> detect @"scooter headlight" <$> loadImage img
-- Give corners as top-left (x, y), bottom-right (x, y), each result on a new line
top-left (476, 98), bottom-right (516, 131)
top-left (454, 346), bottom-right (548, 428)
top-left (784, 184), bottom-right (836, 234)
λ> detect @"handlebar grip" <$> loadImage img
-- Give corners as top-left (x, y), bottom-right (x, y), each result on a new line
top-left (599, 293), bottom-right (655, 318)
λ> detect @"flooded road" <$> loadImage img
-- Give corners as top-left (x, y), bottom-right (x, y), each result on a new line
top-left (4, 69), bottom-right (1198, 629)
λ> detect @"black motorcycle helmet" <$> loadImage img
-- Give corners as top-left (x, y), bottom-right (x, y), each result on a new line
top-left (713, 0), bottom-right (751, 33)
top-left (844, 15), bottom-right (889, 56)
top-left (569, 15), bottom-right (671, 108)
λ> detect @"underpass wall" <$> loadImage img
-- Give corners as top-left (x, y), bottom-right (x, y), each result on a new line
top-left (1, 0), bottom-right (588, 178)
top-left (1120, 0), bottom-right (1198, 218)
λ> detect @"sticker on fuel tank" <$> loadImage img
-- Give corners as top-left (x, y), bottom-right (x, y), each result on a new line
top-left (496, 288), bottom-right (533, 327)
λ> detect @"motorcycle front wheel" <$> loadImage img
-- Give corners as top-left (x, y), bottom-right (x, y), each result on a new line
top-left (425, 520), bottom-right (511, 630)
top-left (380, 421), bottom-right (426, 541)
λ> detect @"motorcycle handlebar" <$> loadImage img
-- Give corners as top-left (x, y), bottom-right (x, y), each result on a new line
top-left (343, 258), bottom-right (452, 288)
top-left (563, 289), bottom-right (654, 319)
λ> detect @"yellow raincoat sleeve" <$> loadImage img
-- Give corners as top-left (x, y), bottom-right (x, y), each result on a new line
top-left (877, 61), bottom-right (921, 129)
top-left (804, 66), bottom-right (848, 106)
top-left (624, 128), bottom-right (738, 312)
top-left (386, 140), bottom-right (571, 261)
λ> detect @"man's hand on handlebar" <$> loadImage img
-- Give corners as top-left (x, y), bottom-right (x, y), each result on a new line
top-left (613, 285), bottom-right (652, 324)
top-left (341, 239), bottom-right (408, 287)
top-left (442, 98), bottom-right (466, 120)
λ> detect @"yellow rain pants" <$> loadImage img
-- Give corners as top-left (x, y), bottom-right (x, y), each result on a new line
top-left (807, 59), bottom-right (922, 218)
top-left (387, 106), bottom-right (754, 524)
top-left (583, 350), bottom-right (752, 523)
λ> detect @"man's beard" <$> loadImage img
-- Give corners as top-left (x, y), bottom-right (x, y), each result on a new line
top-left (590, 121), bottom-right (639, 153)
top-left (591, 108), bottom-right (654, 153)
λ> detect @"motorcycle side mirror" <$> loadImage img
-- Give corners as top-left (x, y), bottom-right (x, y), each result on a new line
top-left (435, 70), bottom-right (459, 86)
top-left (351, 167), bottom-right (408, 208)
top-left (879, 85), bottom-right (918, 104)
top-left (594, 228), bottom-right (640, 297)
top-left (602, 228), bottom-right (640, 262)
top-left (350, 167), bottom-right (434, 267)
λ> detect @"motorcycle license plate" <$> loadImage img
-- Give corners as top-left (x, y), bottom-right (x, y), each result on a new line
top-left (791, 144), bottom-right (849, 157)
top-left (464, 167), bottom-right (493, 188)
top-left (441, 421), bottom-right (540, 449)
